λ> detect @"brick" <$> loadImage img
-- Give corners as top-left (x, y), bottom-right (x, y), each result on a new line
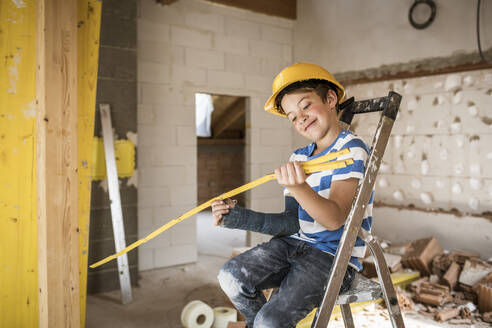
top-left (100, 14), bottom-right (136, 49)
top-left (451, 88), bottom-right (492, 135)
top-left (207, 70), bottom-right (244, 89)
top-left (154, 105), bottom-right (194, 126)
top-left (137, 104), bottom-right (155, 125)
top-left (149, 230), bottom-right (172, 248)
top-left (141, 83), bottom-right (184, 105)
top-left (259, 128), bottom-right (291, 146)
top-left (261, 58), bottom-right (290, 77)
top-left (137, 145), bottom-right (153, 168)
top-left (213, 35), bottom-right (249, 55)
top-left (184, 12), bottom-right (224, 33)
top-left (139, 166), bottom-right (187, 187)
top-left (170, 185), bottom-right (196, 206)
top-left (225, 53), bottom-right (262, 75)
top-left (225, 16), bottom-right (261, 40)
top-left (96, 80), bottom-right (137, 133)
top-left (249, 39), bottom-right (283, 59)
top-left (177, 126), bottom-right (196, 146)
top-left (250, 145), bottom-right (286, 164)
top-left (171, 26), bottom-right (212, 49)
top-left (139, 186), bottom-right (171, 208)
top-left (89, 206), bottom-right (137, 240)
top-left (152, 146), bottom-right (196, 166)
top-left (153, 205), bottom-right (194, 222)
top-left (138, 19), bottom-right (170, 43)
top-left (138, 125), bottom-right (176, 147)
top-left (245, 75), bottom-right (271, 92)
top-left (102, 0), bottom-right (136, 19)
top-left (138, 248), bottom-right (154, 271)
top-left (153, 244), bottom-right (197, 268)
top-left (261, 25), bottom-right (292, 44)
top-left (98, 46), bottom-right (136, 81)
top-left (138, 208), bottom-right (154, 230)
top-left (185, 48), bottom-right (224, 70)
top-left (138, 62), bottom-right (170, 84)
top-left (138, 41), bottom-right (185, 66)
top-left (171, 65), bottom-right (206, 85)
top-left (283, 44), bottom-right (293, 62)
top-left (171, 223), bottom-right (197, 246)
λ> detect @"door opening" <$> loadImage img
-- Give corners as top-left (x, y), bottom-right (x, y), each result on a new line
top-left (195, 93), bottom-right (247, 257)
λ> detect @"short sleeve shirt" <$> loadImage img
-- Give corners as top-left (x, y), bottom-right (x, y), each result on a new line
top-left (284, 129), bottom-right (374, 271)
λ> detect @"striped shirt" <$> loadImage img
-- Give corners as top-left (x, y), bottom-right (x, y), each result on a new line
top-left (284, 129), bottom-right (374, 271)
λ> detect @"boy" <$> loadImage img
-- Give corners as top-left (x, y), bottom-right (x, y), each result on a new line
top-left (211, 62), bottom-right (373, 328)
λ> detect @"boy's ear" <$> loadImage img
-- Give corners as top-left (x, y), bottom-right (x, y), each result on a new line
top-left (327, 89), bottom-right (338, 109)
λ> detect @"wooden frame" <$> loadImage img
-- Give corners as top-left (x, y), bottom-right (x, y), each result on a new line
top-left (36, 0), bottom-right (80, 326)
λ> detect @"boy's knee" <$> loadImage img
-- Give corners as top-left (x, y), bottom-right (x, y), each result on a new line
top-left (254, 308), bottom-right (290, 328)
top-left (217, 260), bottom-right (242, 298)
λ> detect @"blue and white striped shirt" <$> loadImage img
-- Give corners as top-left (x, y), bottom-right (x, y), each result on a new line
top-left (285, 129), bottom-right (374, 271)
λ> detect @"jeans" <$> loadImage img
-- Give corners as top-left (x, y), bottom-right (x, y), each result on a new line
top-left (217, 236), bottom-right (356, 328)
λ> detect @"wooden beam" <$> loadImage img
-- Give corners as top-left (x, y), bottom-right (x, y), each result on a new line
top-left (36, 0), bottom-right (80, 327)
top-left (77, 0), bottom-right (102, 326)
top-left (213, 98), bottom-right (245, 138)
top-left (0, 1), bottom-right (38, 326)
top-left (204, 0), bottom-right (296, 19)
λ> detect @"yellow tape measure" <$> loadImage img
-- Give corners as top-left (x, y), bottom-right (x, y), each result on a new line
top-left (90, 148), bottom-right (353, 268)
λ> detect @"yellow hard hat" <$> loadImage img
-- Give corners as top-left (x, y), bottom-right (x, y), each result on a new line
top-left (264, 62), bottom-right (345, 117)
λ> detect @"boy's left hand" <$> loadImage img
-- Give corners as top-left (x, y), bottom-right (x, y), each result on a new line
top-left (274, 161), bottom-right (307, 189)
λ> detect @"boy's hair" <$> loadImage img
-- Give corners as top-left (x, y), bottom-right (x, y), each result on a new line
top-left (274, 79), bottom-right (340, 114)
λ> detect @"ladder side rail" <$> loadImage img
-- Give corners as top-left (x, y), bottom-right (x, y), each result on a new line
top-left (312, 92), bottom-right (401, 328)
top-left (359, 230), bottom-right (405, 328)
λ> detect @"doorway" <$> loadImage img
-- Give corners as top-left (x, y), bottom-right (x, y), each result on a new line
top-left (195, 93), bottom-right (247, 257)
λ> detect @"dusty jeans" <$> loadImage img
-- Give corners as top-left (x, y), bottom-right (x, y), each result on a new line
top-left (217, 237), bottom-right (355, 328)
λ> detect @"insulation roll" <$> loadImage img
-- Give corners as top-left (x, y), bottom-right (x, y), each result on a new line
top-left (212, 307), bottom-right (237, 328)
top-left (181, 300), bottom-right (214, 328)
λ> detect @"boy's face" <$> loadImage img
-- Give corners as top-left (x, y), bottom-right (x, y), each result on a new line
top-left (281, 89), bottom-right (339, 143)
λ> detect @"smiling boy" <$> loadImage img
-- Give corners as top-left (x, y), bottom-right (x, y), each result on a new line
top-left (212, 63), bottom-right (373, 328)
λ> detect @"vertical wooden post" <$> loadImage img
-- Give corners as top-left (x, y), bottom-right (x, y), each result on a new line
top-left (36, 0), bottom-right (80, 327)
top-left (0, 1), bottom-right (38, 326)
top-left (77, 0), bottom-right (102, 326)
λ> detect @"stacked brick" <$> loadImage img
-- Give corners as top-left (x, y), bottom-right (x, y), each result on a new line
top-left (137, 0), bottom-right (295, 270)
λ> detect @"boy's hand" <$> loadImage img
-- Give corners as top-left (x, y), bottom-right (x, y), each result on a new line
top-left (211, 198), bottom-right (236, 226)
top-left (274, 161), bottom-right (307, 189)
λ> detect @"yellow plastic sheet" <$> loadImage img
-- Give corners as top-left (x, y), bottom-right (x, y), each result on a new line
top-left (90, 149), bottom-right (353, 268)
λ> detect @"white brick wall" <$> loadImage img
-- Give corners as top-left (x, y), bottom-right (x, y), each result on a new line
top-left (138, 0), bottom-right (295, 270)
top-left (343, 68), bottom-right (492, 215)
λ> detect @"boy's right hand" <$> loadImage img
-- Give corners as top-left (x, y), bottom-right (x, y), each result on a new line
top-left (211, 198), bottom-right (236, 226)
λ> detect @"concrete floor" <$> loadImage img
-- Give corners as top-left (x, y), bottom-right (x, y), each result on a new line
top-left (86, 213), bottom-right (488, 327)
top-left (86, 254), bottom-right (487, 328)
top-left (86, 211), bottom-right (241, 328)
top-left (86, 254), bottom-right (229, 328)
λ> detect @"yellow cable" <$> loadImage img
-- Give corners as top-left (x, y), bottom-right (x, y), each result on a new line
top-left (90, 149), bottom-right (353, 268)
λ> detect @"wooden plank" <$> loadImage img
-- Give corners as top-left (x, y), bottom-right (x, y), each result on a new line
top-left (99, 104), bottom-right (133, 304)
top-left (36, 0), bottom-right (80, 327)
top-left (0, 0), bottom-right (38, 326)
top-left (204, 0), bottom-right (296, 19)
top-left (77, 0), bottom-right (102, 326)
top-left (213, 98), bottom-right (245, 137)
